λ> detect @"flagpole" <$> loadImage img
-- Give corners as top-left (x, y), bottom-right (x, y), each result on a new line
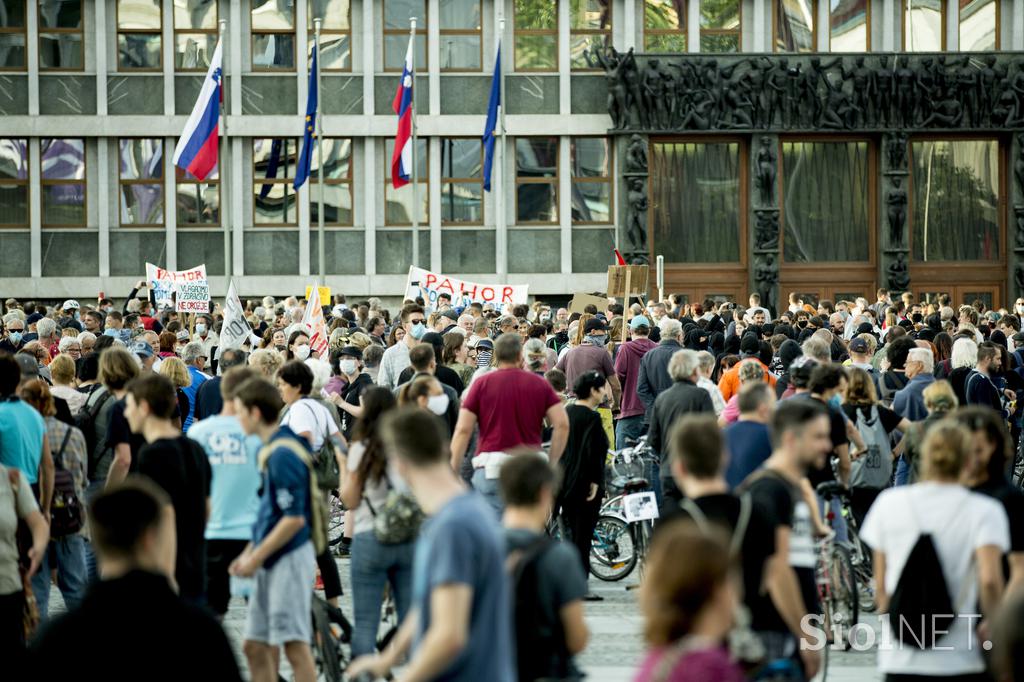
top-left (497, 16), bottom-right (506, 279)
top-left (219, 19), bottom-right (231, 281)
top-left (314, 18), bottom-right (325, 280)
top-left (409, 17), bottom-right (419, 268)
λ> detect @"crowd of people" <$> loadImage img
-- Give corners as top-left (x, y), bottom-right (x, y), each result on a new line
top-left (1, 285), bottom-right (1024, 682)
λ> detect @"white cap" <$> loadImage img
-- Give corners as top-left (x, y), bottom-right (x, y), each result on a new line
top-left (62, 299), bottom-right (80, 311)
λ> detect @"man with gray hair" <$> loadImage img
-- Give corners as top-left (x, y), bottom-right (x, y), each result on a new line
top-left (36, 317), bottom-right (58, 352)
top-left (646, 348), bottom-right (715, 509)
top-left (181, 341), bottom-right (211, 431)
top-left (893, 346), bottom-right (935, 422)
top-left (637, 318), bottom-right (683, 424)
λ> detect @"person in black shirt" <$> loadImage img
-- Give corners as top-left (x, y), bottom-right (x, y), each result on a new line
top-left (31, 478), bottom-right (240, 681)
top-left (801, 363), bottom-right (857, 488)
top-left (329, 345), bottom-right (374, 441)
top-left (124, 373), bottom-right (212, 605)
top-left (192, 348), bottom-right (247, 423)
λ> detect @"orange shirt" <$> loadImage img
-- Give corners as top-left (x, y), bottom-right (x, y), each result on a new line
top-left (717, 358), bottom-right (777, 402)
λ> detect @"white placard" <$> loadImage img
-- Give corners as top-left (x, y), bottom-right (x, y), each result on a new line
top-left (622, 491), bottom-right (659, 523)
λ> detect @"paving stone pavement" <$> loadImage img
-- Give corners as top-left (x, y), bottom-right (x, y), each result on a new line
top-left (45, 555), bottom-right (881, 681)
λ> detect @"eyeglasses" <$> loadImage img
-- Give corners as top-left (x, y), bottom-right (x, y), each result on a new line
top-left (410, 319), bottom-right (425, 325)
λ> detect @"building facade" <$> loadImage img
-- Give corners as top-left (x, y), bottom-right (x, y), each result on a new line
top-left (0, 0), bottom-right (1022, 306)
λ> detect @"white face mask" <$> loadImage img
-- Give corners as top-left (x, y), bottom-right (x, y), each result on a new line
top-left (426, 393), bottom-right (450, 415)
top-left (195, 323), bottom-right (207, 335)
top-left (339, 359), bottom-right (358, 375)
top-left (294, 344), bottom-right (311, 361)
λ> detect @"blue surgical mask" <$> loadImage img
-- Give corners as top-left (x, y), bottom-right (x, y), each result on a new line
top-left (409, 321), bottom-right (426, 340)
top-left (8, 331), bottom-right (22, 345)
top-left (829, 394), bottom-right (842, 410)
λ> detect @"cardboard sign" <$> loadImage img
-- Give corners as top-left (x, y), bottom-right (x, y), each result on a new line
top-left (607, 265), bottom-right (650, 299)
top-left (568, 292), bottom-right (608, 315)
top-left (146, 263), bottom-right (209, 313)
top-left (405, 266), bottom-right (528, 313)
top-left (305, 285), bottom-right (331, 307)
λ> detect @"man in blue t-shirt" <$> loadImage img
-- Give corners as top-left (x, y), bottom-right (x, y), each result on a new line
top-left (348, 408), bottom-right (515, 682)
top-left (0, 353), bottom-right (53, 516)
top-left (230, 377), bottom-right (316, 682)
top-left (187, 366), bottom-right (262, 618)
top-left (724, 382), bottom-right (776, 490)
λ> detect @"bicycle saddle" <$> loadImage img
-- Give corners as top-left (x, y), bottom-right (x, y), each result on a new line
top-left (815, 481), bottom-right (849, 499)
top-left (622, 478), bottom-right (650, 494)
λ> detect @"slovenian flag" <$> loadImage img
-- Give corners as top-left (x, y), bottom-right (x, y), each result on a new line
top-left (173, 39), bottom-right (223, 181)
top-left (390, 36), bottom-right (414, 189)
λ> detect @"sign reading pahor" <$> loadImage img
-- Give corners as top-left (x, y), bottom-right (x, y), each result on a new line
top-left (145, 263), bottom-right (210, 313)
top-left (405, 266), bottom-right (528, 313)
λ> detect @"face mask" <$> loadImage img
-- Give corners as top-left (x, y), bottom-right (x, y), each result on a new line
top-left (586, 334), bottom-right (608, 347)
top-left (294, 344), bottom-right (311, 361)
top-left (104, 328), bottom-right (118, 338)
top-left (555, 331), bottom-right (569, 344)
top-left (427, 393), bottom-right (450, 415)
top-left (196, 323), bottom-right (207, 335)
top-left (339, 359), bottom-right (358, 375)
top-left (797, 320), bottom-right (807, 328)
top-left (8, 331), bottom-right (22, 345)
top-left (73, 311), bottom-right (80, 321)
top-left (409, 321), bottom-right (426, 340)
top-left (103, 306), bottom-right (113, 313)
top-left (1017, 305), bottom-right (1024, 315)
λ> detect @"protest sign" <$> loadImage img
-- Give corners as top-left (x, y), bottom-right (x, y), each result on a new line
top-left (302, 281), bottom-right (330, 358)
top-left (219, 281), bottom-right (249, 351)
top-left (568, 292), bottom-right (608, 315)
top-left (145, 263), bottom-right (210, 313)
top-left (405, 266), bottom-right (528, 312)
top-left (305, 285), bottom-right (331, 307)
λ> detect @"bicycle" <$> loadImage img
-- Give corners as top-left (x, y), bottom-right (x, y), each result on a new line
top-left (817, 480), bottom-right (875, 614)
top-left (814, 482), bottom-right (860, 652)
top-left (327, 492), bottom-right (346, 548)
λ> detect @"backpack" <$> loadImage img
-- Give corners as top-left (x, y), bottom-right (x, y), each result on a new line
top-left (364, 476), bottom-right (424, 545)
top-left (282, 400), bottom-right (341, 492)
top-left (76, 385), bottom-right (113, 479)
top-left (50, 425), bottom-right (84, 537)
top-left (258, 437), bottom-right (328, 555)
top-left (849, 405), bottom-right (894, 490)
top-left (507, 535), bottom-right (574, 682)
top-left (877, 372), bottom-right (907, 408)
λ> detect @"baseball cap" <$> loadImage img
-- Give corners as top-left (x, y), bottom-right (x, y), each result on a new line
top-left (26, 312), bottom-right (43, 325)
top-left (440, 309), bottom-right (459, 322)
top-left (338, 345), bottom-right (363, 360)
top-left (175, 329), bottom-right (190, 342)
top-left (849, 337), bottom-right (869, 354)
top-left (130, 341), bottom-right (154, 358)
top-left (629, 315), bottom-right (652, 330)
top-left (584, 318), bottom-right (608, 334)
top-left (62, 299), bottom-right (80, 311)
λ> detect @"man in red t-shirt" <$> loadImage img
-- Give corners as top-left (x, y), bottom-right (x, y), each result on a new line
top-left (450, 333), bottom-right (569, 514)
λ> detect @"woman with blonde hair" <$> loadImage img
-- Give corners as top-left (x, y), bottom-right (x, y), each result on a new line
top-left (861, 419), bottom-right (1009, 680)
top-left (48, 353), bottom-right (86, 415)
top-left (248, 347), bottom-right (284, 378)
top-left (158, 356), bottom-right (192, 431)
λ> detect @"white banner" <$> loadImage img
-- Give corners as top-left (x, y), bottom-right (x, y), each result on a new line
top-left (145, 263), bottom-right (209, 313)
top-left (302, 281), bottom-right (330, 358)
top-left (219, 281), bottom-right (249, 352)
top-left (405, 266), bottom-right (528, 313)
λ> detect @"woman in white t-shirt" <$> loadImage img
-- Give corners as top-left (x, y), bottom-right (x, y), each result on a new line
top-left (861, 418), bottom-right (1009, 680)
top-left (338, 387), bottom-right (416, 658)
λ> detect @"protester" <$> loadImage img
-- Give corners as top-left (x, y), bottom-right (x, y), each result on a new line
top-left (556, 317), bottom-right (620, 407)
top-left (48, 353), bottom-right (87, 415)
top-left (377, 304), bottom-right (426, 389)
top-left (101, 347), bottom-right (143, 488)
top-left (158, 356), bottom-right (192, 430)
top-left (723, 382), bottom-right (775, 489)
top-left (614, 315), bottom-right (658, 448)
top-left (637, 318), bottom-right (684, 420)
top-left (193, 348), bottom-right (247, 421)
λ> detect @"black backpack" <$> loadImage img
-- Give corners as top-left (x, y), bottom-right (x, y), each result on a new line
top-left (50, 426), bottom-right (84, 537)
top-left (509, 535), bottom-right (572, 682)
top-left (76, 386), bottom-right (112, 474)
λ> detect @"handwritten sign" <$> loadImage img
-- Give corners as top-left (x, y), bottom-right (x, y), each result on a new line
top-left (145, 263), bottom-right (210, 313)
top-left (405, 266), bottom-right (527, 313)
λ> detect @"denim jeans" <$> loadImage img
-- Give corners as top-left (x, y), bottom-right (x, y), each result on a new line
top-left (84, 479), bottom-right (105, 583)
top-left (350, 532), bottom-right (414, 657)
top-left (614, 415), bottom-right (646, 450)
top-left (471, 468), bottom-right (503, 517)
top-left (31, 534), bottom-right (88, 623)
top-left (894, 455), bottom-right (910, 486)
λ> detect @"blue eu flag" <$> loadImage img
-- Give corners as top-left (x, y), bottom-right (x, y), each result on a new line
top-left (482, 45), bottom-right (500, 192)
top-left (294, 48), bottom-right (318, 190)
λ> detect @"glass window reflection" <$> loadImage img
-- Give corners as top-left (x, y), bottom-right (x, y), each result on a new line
top-left (829, 0), bottom-right (868, 51)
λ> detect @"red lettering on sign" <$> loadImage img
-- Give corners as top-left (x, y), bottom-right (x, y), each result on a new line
top-left (424, 273), bottom-right (437, 289)
top-left (502, 287), bottom-right (514, 304)
top-left (461, 284), bottom-right (477, 299)
top-left (481, 287), bottom-right (494, 301)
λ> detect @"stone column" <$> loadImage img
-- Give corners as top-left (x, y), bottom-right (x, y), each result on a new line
top-left (881, 132), bottom-right (910, 295)
top-left (751, 135), bottom-right (780, 315)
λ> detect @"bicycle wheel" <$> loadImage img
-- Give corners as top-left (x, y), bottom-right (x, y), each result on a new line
top-left (312, 597), bottom-right (344, 682)
top-left (589, 515), bottom-right (637, 582)
top-left (829, 543), bottom-right (859, 649)
top-left (327, 495), bottom-right (345, 547)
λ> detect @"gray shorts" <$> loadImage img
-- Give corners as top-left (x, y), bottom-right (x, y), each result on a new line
top-left (244, 541), bottom-right (316, 646)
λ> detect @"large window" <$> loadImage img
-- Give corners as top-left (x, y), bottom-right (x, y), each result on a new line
top-left (384, 0), bottom-right (426, 71)
top-left (440, 0), bottom-right (481, 71)
top-left (514, 0), bottom-right (556, 72)
top-left (701, 0), bottom-right (740, 52)
top-left (571, 137), bottom-right (612, 223)
top-left (904, 0), bottom-right (944, 51)
top-left (441, 138), bottom-right (482, 224)
top-left (251, 0), bottom-right (295, 70)
top-left (911, 139), bottom-right (999, 262)
top-left (384, 138), bottom-right (428, 225)
top-left (570, 0), bottom-right (610, 70)
top-left (650, 141), bottom-right (741, 263)
top-left (0, 1), bottom-right (26, 70)
top-left (960, 0), bottom-right (997, 51)
top-left (310, 137), bottom-right (353, 226)
top-left (829, 0), bottom-right (868, 51)
top-left (775, 0), bottom-right (815, 52)
top-left (174, 0), bottom-right (218, 70)
top-left (253, 138), bottom-right (298, 225)
top-left (119, 139), bottom-right (164, 226)
top-left (644, 0), bottom-right (686, 53)
top-left (118, 0), bottom-right (162, 70)
top-left (176, 153), bottom-right (219, 226)
top-left (38, 1), bottom-right (83, 70)
top-left (515, 137), bottom-right (558, 224)
top-left (41, 138), bottom-right (85, 227)
top-left (309, 0), bottom-right (351, 71)
top-left (0, 139), bottom-right (28, 226)
top-left (781, 140), bottom-right (870, 263)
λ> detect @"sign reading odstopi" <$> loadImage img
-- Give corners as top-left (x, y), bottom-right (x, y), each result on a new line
top-left (405, 266), bottom-right (527, 312)
top-left (146, 263), bottom-right (210, 313)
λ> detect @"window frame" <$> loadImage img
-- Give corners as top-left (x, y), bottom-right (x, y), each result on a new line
top-left (514, 135), bottom-right (560, 226)
top-left (513, 0), bottom-right (558, 73)
top-left (383, 137), bottom-right (429, 227)
top-left (902, 0), bottom-right (946, 51)
top-left (116, 0), bottom-right (164, 72)
top-left (309, 136), bottom-right (354, 227)
top-left (40, 137), bottom-right (87, 228)
top-left (252, 137), bottom-right (299, 227)
top-left (958, 0), bottom-right (999, 51)
top-left (570, 136), bottom-right (613, 226)
top-left (0, 138), bottom-right (29, 228)
top-left (700, 0), bottom-right (742, 53)
top-left (570, 0), bottom-right (611, 72)
top-left (827, 0), bottom-right (871, 51)
top-left (308, 0), bottom-right (352, 72)
top-left (38, 0), bottom-right (85, 72)
top-left (251, 0), bottom-right (296, 71)
top-left (773, 0), bottom-right (816, 54)
top-left (0, 0), bottom-right (27, 72)
top-left (440, 136), bottom-right (484, 226)
top-left (439, 0), bottom-right (482, 73)
top-left (173, 0), bottom-right (219, 72)
top-left (643, 0), bottom-right (686, 53)
top-left (117, 137), bottom-right (165, 228)
top-left (382, 0), bottom-right (427, 72)
top-left (175, 149), bottom-right (220, 228)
